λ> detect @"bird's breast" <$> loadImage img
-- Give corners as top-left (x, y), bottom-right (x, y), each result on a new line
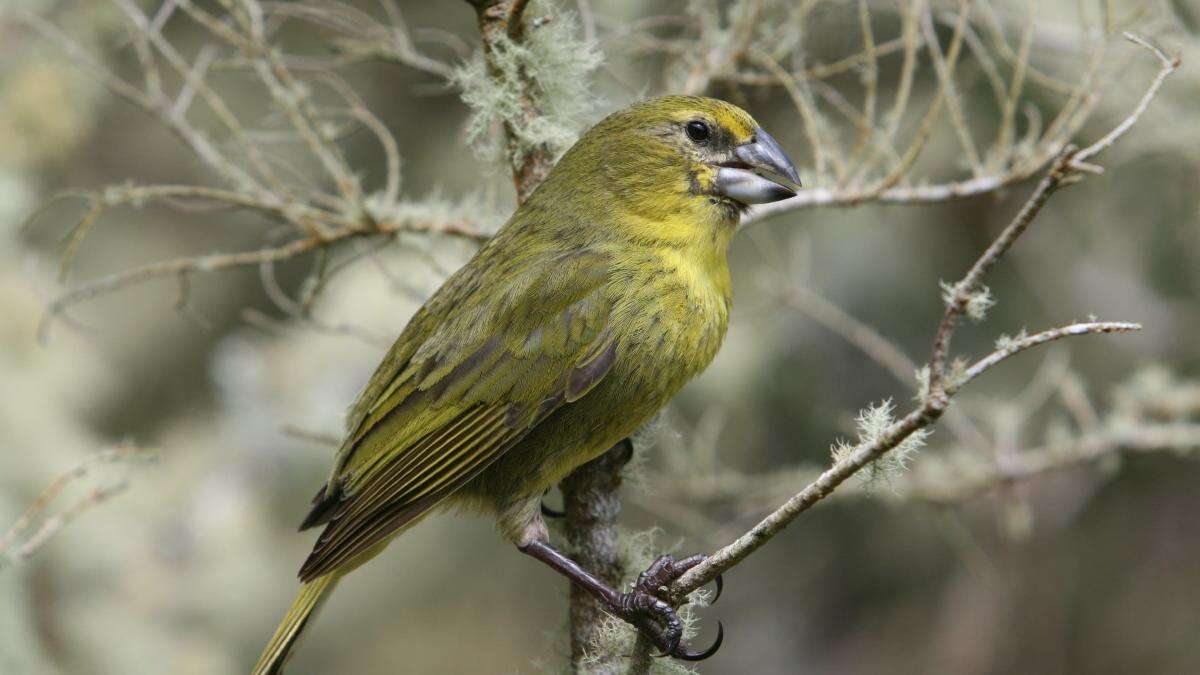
top-left (609, 246), bottom-right (731, 394)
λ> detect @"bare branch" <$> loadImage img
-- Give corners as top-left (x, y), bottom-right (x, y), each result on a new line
top-left (952, 321), bottom-right (1141, 393)
top-left (990, 0), bottom-right (1036, 169)
top-left (266, 1), bottom-right (457, 79)
top-left (906, 423), bottom-right (1200, 504)
top-left (777, 283), bottom-right (991, 452)
top-left (1071, 32), bottom-right (1181, 165)
top-left (742, 166), bottom-right (1042, 224)
top-left (921, 2), bottom-right (982, 177)
top-left (35, 187), bottom-right (486, 340)
top-left (0, 445), bottom-right (154, 570)
top-left (654, 37), bottom-right (1176, 607)
top-left (717, 2), bottom-right (1135, 229)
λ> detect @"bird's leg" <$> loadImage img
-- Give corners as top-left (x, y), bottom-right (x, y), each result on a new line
top-left (519, 438), bottom-right (721, 659)
top-left (518, 540), bottom-right (723, 660)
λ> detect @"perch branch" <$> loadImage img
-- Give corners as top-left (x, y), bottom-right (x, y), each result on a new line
top-left (654, 32), bottom-right (1175, 610)
top-left (462, 0), bottom-right (626, 666)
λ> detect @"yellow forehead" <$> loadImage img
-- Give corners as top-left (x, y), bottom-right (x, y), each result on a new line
top-left (709, 107), bottom-right (757, 141)
top-left (645, 96), bottom-right (759, 142)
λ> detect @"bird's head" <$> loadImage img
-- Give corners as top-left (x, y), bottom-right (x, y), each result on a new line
top-left (539, 96), bottom-right (800, 231)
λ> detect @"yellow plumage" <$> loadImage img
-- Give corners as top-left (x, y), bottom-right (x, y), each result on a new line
top-left (254, 95), bottom-right (799, 672)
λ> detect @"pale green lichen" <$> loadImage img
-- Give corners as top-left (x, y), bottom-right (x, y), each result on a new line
top-left (946, 356), bottom-right (970, 391)
top-left (940, 280), bottom-right (995, 322)
top-left (994, 327), bottom-right (1029, 352)
top-left (364, 189), bottom-right (504, 235)
top-left (1110, 365), bottom-right (1200, 429)
top-left (454, 0), bottom-right (602, 163)
top-left (831, 400), bottom-right (929, 489)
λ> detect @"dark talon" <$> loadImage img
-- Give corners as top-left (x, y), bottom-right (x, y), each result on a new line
top-left (519, 541), bottom-right (722, 667)
top-left (540, 501), bottom-right (565, 518)
top-left (617, 553), bottom-right (725, 660)
top-left (710, 573), bottom-right (723, 604)
top-left (673, 620), bottom-right (724, 661)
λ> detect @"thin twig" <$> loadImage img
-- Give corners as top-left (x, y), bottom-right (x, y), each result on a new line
top-left (1071, 32), bottom-right (1180, 165)
top-left (906, 423), bottom-right (1200, 504)
top-left (0, 445), bottom-right (154, 569)
top-left (779, 284), bottom-right (991, 452)
top-left (951, 322), bottom-right (1141, 394)
top-left (656, 36), bottom-right (1175, 608)
top-left (39, 206), bottom-right (484, 341)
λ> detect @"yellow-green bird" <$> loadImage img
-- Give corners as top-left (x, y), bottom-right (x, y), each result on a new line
top-left (253, 95), bottom-right (799, 673)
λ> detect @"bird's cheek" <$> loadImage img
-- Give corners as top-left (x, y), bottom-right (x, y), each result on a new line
top-left (690, 167), bottom-right (718, 195)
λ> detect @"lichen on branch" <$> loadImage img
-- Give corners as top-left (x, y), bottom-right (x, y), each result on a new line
top-left (831, 400), bottom-right (931, 488)
top-left (458, 0), bottom-right (601, 202)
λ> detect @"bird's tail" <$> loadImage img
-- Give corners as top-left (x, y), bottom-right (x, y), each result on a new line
top-left (252, 574), bottom-right (339, 675)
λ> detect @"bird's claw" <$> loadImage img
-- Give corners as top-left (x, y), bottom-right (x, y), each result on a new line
top-left (609, 553), bottom-right (725, 662)
top-left (673, 620), bottom-right (724, 661)
top-left (636, 553), bottom-right (723, 605)
top-left (616, 588), bottom-right (684, 655)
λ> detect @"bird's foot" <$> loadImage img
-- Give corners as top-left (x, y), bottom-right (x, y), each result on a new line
top-left (608, 554), bottom-right (724, 661)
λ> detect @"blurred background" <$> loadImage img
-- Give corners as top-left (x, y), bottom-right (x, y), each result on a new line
top-left (2, 1), bottom-right (1199, 673)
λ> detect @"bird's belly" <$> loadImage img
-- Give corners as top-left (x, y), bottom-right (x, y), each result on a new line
top-left (469, 306), bottom-right (727, 506)
top-left (466, 369), bottom-right (659, 503)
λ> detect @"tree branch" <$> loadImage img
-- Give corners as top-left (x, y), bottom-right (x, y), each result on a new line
top-left (904, 423), bottom-right (1200, 504)
top-left (0, 444), bottom-right (154, 570)
top-left (22, 0), bottom-right (493, 339)
top-left (462, 0), bottom-right (624, 669)
top-left (569, 50), bottom-right (1181, 671)
top-left (468, 0), bottom-right (556, 203)
top-left (648, 34), bottom-right (1175, 616)
top-left (559, 444), bottom-right (629, 673)
top-left (34, 185), bottom-right (486, 341)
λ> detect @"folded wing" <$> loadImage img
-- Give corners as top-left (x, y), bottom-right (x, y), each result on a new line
top-left (297, 246), bottom-right (615, 581)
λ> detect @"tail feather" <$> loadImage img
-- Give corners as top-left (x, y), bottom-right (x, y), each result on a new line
top-left (252, 574), bottom-right (339, 675)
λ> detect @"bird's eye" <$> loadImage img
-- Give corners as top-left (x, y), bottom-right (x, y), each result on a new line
top-left (685, 120), bottom-right (711, 143)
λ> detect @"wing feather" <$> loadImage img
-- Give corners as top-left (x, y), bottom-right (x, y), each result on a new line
top-left (296, 246), bottom-right (615, 581)
top-left (299, 406), bottom-right (516, 580)
top-left (329, 406), bottom-right (503, 530)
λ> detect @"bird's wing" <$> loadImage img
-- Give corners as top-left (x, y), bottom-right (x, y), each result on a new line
top-left (297, 246), bottom-right (615, 581)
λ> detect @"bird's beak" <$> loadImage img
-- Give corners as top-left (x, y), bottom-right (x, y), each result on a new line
top-left (714, 128), bottom-right (801, 205)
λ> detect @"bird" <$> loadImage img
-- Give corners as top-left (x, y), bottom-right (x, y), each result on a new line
top-left (253, 95), bottom-right (800, 674)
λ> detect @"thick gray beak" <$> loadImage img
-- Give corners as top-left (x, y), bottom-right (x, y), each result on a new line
top-left (714, 128), bottom-right (801, 205)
